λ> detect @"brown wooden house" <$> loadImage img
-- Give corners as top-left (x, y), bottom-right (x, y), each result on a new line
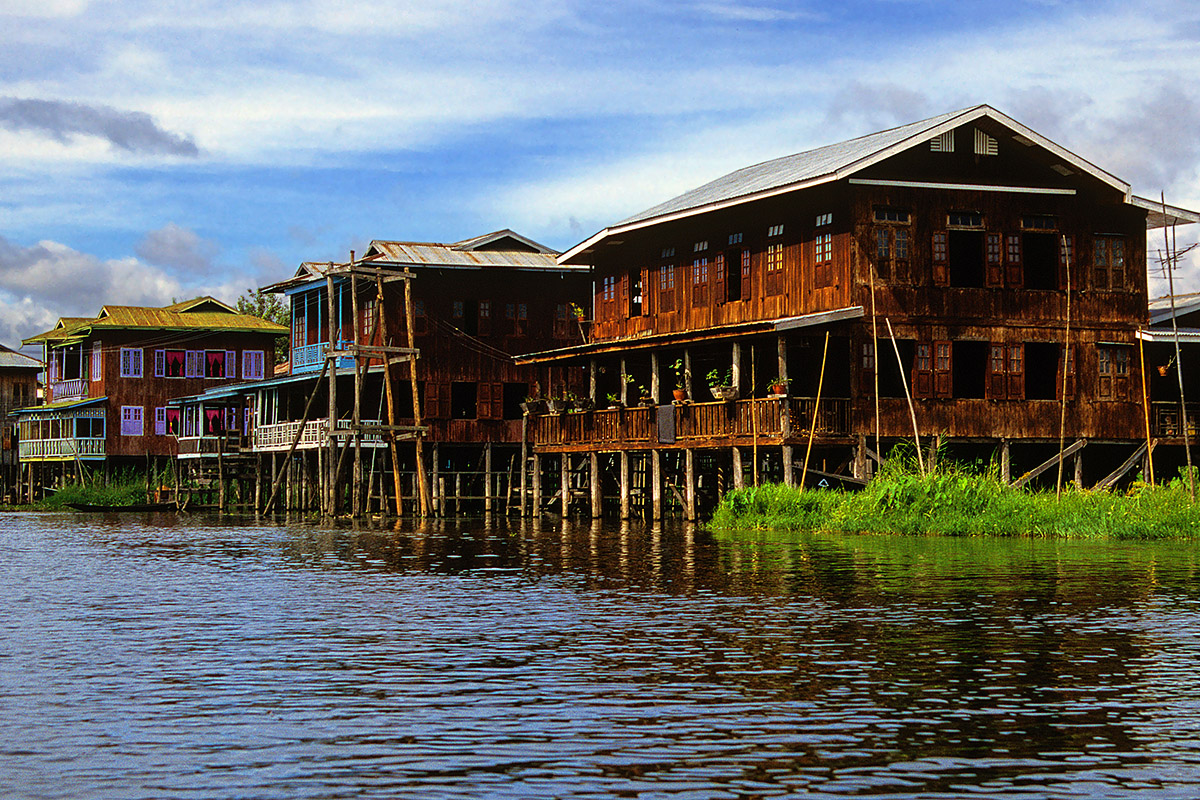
top-left (16, 297), bottom-right (286, 495)
top-left (519, 105), bottom-right (1200, 519)
top-left (0, 344), bottom-right (42, 500)
top-left (172, 230), bottom-right (590, 514)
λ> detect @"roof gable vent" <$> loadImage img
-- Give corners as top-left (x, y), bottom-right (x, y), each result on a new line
top-left (930, 130), bottom-right (955, 153)
top-left (974, 128), bottom-right (998, 156)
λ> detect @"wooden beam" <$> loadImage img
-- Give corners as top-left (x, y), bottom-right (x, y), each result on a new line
top-left (1094, 441), bottom-right (1154, 490)
top-left (1012, 440), bottom-right (1087, 490)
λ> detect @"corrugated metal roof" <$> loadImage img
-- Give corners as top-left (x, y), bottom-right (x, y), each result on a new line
top-left (0, 344), bottom-right (42, 370)
top-left (11, 396), bottom-right (106, 415)
top-left (365, 241), bottom-right (564, 270)
top-left (22, 296), bottom-right (288, 346)
top-left (1149, 293), bottom-right (1200, 325)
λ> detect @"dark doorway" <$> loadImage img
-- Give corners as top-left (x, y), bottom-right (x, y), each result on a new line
top-left (952, 340), bottom-right (988, 399)
top-left (949, 231), bottom-right (985, 288)
top-left (1023, 233), bottom-right (1059, 290)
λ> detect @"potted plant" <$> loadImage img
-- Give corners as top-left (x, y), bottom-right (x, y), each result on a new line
top-left (706, 367), bottom-right (739, 401)
top-left (638, 385), bottom-right (655, 406)
top-left (606, 392), bottom-right (623, 410)
top-left (546, 393), bottom-right (573, 414)
top-left (670, 358), bottom-right (689, 402)
top-left (767, 376), bottom-right (790, 396)
top-left (520, 395), bottom-right (546, 415)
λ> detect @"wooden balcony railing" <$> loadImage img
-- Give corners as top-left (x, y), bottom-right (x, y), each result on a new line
top-left (531, 397), bottom-right (850, 449)
top-left (291, 341), bottom-right (355, 373)
top-left (1152, 402), bottom-right (1200, 438)
top-left (49, 379), bottom-right (87, 401)
top-left (252, 418), bottom-right (388, 451)
top-left (19, 437), bottom-right (105, 460)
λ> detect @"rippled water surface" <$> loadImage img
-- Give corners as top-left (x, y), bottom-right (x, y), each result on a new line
top-left (4, 513), bottom-right (1200, 798)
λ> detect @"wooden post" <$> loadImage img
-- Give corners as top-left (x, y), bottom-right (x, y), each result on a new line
top-left (650, 449), bottom-right (662, 521)
top-left (373, 263), bottom-right (404, 517)
top-left (560, 454), bottom-right (570, 517)
top-left (1074, 450), bottom-right (1083, 488)
top-left (731, 342), bottom-right (741, 389)
top-left (800, 331), bottom-right (830, 490)
top-left (1000, 440), bottom-right (1011, 484)
top-left (683, 349), bottom-right (693, 399)
top-left (619, 357), bottom-right (629, 405)
top-left (684, 448), bottom-right (696, 521)
top-left (732, 446), bottom-right (744, 490)
top-left (520, 416), bottom-right (529, 517)
top-left (619, 450), bottom-right (630, 519)
top-left (484, 443), bottom-right (493, 513)
top-left (750, 344), bottom-right (759, 486)
top-left (1056, 234), bottom-right (1072, 500)
top-left (403, 272), bottom-right (432, 516)
top-left (778, 335), bottom-right (792, 487)
top-left (532, 452), bottom-right (542, 515)
top-left (589, 359), bottom-right (597, 405)
top-left (350, 254), bottom-right (362, 518)
top-left (1138, 333), bottom-right (1155, 484)
top-left (431, 442), bottom-right (440, 515)
top-left (325, 269), bottom-right (338, 516)
top-left (650, 352), bottom-right (660, 404)
top-left (589, 451), bottom-right (601, 518)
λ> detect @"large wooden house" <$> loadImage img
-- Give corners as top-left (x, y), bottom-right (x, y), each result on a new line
top-left (16, 297), bottom-right (286, 493)
top-left (174, 230), bottom-right (590, 514)
top-left (519, 105), bottom-right (1200, 519)
top-left (0, 344), bottom-right (42, 500)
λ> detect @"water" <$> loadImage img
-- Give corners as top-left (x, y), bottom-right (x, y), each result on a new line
top-left (3, 514), bottom-right (1200, 798)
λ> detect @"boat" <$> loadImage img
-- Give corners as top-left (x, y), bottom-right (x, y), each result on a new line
top-left (66, 502), bottom-right (176, 512)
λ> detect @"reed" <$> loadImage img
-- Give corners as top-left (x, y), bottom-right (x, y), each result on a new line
top-left (711, 452), bottom-right (1200, 539)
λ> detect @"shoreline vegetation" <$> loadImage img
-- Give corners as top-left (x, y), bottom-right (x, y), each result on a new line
top-left (710, 453), bottom-right (1200, 540)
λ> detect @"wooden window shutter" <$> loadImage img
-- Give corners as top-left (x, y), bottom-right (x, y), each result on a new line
top-left (1006, 344), bottom-right (1024, 400)
top-left (989, 344), bottom-right (1007, 399)
top-left (932, 232), bottom-right (949, 286)
top-left (477, 381), bottom-right (491, 419)
top-left (424, 382), bottom-right (442, 418)
top-left (1097, 347), bottom-right (1113, 400)
top-left (914, 342), bottom-right (933, 398)
top-left (1113, 348), bottom-right (1130, 400)
top-left (1058, 234), bottom-right (1074, 290)
top-left (933, 340), bottom-right (952, 398)
top-left (1005, 234), bottom-right (1023, 287)
top-left (985, 233), bottom-right (1003, 287)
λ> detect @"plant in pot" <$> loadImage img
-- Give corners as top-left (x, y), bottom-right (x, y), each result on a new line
top-left (606, 392), bottom-right (623, 410)
top-left (520, 394), bottom-right (546, 415)
top-left (766, 376), bottom-right (790, 396)
top-left (546, 392), bottom-right (573, 414)
top-left (638, 384), bottom-right (654, 406)
top-left (670, 358), bottom-right (689, 402)
top-left (706, 367), bottom-right (739, 401)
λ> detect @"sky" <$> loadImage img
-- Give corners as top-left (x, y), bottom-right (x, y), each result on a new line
top-left (2, 0), bottom-right (1199, 349)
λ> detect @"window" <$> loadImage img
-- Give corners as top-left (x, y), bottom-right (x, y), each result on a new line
top-left (165, 408), bottom-right (181, 436)
top-left (629, 267), bottom-right (644, 317)
top-left (814, 232), bottom-right (833, 287)
top-left (985, 233), bottom-right (1003, 286)
top-left (728, 233), bottom-right (743, 245)
top-left (1098, 345), bottom-right (1131, 400)
top-left (661, 247), bottom-right (675, 258)
top-left (414, 299), bottom-right (427, 334)
top-left (1024, 343), bottom-right (1072, 400)
top-left (119, 348), bottom-right (142, 378)
top-left (226, 350), bottom-right (236, 377)
top-left (765, 242), bottom-right (784, 295)
top-left (914, 341), bottom-right (952, 399)
top-left (767, 224), bottom-right (784, 237)
top-left (163, 350), bottom-right (185, 378)
top-left (874, 208), bottom-right (909, 223)
top-left (155, 407), bottom-right (167, 436)
top-left (601, 275), bottom-right (616, 303)
top-left (554, 303), bottom-right (572, 338)
top-left (154, 350), bottom-right (165, 378)
top-left (713, 253), bottom-right (726, 304)
top-left (205, 350), bottom-right (226, 379)
top-left (692, 257), bottom-right (709, 304)
top-left (185, 350), bottom-right (203, 378)
top-left (242, 350), bottom-right (265, 381)
top-left (452, 300), bottom-right (464, 319)
top-left (936, 218), bottom-right (986, 287)
top-left (989, 344), bottom-right (1025, 400)
top-left (693, 240), bottom-right (708, 252)
top-left (120, 406), bottom-right (143, 436)
top-left (1022, 215), bottom-right (1056, 230)
top-left (204, 408), bottom-right (224, 436)
top-left (478, 300), bottom-right (491, 337)
top-left (862, 341), bottom-right (875, 371)
top-left (930, 130), bottom-right (954, 152)
top-left (815, 212), bottom-right (832, 227)
top-left (450, 381), bottom-right (478, 419)
top-left (505, 303), bottom-right (516, 320)
top-left (659, 262), bottom-right (676, 311)
top-left (183, 407), bottom-right (198, 437)
top-left (1094, 236), bottom-right (1128, 291)
top-left (91, 341), bottom-right (102, 381)
top-left (948, 212), bottom-right (983, 228)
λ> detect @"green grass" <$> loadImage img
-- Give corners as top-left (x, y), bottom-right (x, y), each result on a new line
top-left (35, 471), bottom-right (153, 510)
top-left (710, 453), bottom-right (1200, 540)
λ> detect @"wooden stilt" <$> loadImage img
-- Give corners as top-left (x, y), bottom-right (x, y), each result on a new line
top-left (532, 452), bottom-right (542, 515)
top-left (1000, 440), bottom-right (1011, 484)
top-left (619, 450), bottom-right (630, 520)
top-left (326, 269), bottom-right (339, 517)
top-left (431, 443), bottom-right (440, 515)
top-left (732, 446), bottom-right (744, 490)
top-left (520, 416), bottom-right (529, 517)
top-left (684, 448), bottom-right (696, 521)
top-left (349, 255), bottom-right (362, 519)
top-left (589, 452), bottom-right (601, 518)
top-left (560, 453), bottom-right (570, 517)
top-left (651, 449), bottom-right (662, 521)
top-left (485, 444), bottom-right (494, 513)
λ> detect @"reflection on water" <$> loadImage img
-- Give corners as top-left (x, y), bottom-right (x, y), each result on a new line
top-left (2, 512), bottom-right (1200, 798)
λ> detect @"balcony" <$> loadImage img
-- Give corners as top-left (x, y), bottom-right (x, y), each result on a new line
top-left (531, 397), bottom-right (851, 450)
top-left (1152, 402), bottom-right (1200, 438)
top-left (176, 435), bottom-right (250, 457)
top-left (49, 379), bottom-right (87, 401)
top-left (19, 437), bottom-right (105, 461)
top-left (291, 342), bottom-right (355, 373)
top-left (253, 418), bottom-right (388, 451)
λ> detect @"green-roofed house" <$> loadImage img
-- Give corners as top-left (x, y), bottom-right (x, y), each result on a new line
top-left (16, 296), bottom-right (287, 482)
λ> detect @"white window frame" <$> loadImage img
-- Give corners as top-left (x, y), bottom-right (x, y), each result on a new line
top-left (91, 341), bottom-right (101, 381)
top-left (120, 406), bottom-right (144, 436)
top-left (120, 348), bottom-right (143, 378)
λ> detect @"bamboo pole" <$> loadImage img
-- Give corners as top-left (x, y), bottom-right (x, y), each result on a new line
top-left (404, 274), bottom-right (432, 516)
top-left (349, 251), bottom-right (362, 518)
top-left (1056, 234), bottom-right (1072, 500)
top-left (1138, 332), bottom-right (1155, 485)
top-left (800, 331), bottom-right (830, 489)
top-left (1162, 196), bottom-right (1195, 502)
top-left (750, 344), bottom-right (758, 486)
top-left (885, 318), bottom-right (924, 474)
top-left (869, 262), bottom-right (880, 465)
top-left (325, 268), bottom-right (338, 516)
top-left (373, 264), bottom-right (405, 517)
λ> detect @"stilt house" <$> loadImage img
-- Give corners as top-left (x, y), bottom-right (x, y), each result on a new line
top-left (519, 104), bottom-right (1200, 519)
top-left (16, 297), bottom-right (286, 492)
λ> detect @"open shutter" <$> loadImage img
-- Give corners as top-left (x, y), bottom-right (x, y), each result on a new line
top-left (1005, 234), bottom-right (1023, 287)
top-left (1097, 348), bottom-right (1112, 400)
top-left (985, 233), bottom-right (1003, 287)
top-left (913, 342), bottom-right (933, 398)
top-left (989, 344), bottom-right (1008, 399)
top-left (1058, 234), bottom-right (1074, 289)
top-left (1114, 348), bottom-right (1130, 400)
top-left (1006, 344), bottom-right (1024, 400)
top-left (424, 382), bottom-right (442, 419)
top-left (933, 340), bottom-right (952, 398)
top-left (932, 233), bottom-right (949, 286)
top-left (477, 382), bottom-right (493, 419)
top-left (226, 351), bottom-right (237, 378)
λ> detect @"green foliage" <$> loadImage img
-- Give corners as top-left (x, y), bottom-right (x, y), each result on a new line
top-left (236, 288), bottom-right (290, 362)
top-left (36, 469), bottom-right (154, 510)
top-left (711, 457), bottom-right (1200, 540)
top-left (706, 366), bottom-right (734, 388)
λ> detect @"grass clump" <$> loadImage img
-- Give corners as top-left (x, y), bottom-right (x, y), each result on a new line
top-left (36, 470), bottom-right (151, 510)
top-left (711, 452), bottom-right (1200, 540)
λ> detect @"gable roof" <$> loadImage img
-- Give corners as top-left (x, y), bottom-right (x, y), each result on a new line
top-left (0, 343), bottom-right (42, 370)
top-left (23, 296), bottom-right (287, 346)
top-left (561, 104), bottom-right (1197, 263)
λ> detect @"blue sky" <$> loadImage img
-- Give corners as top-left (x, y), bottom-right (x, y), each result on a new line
top-left (2, 0), bottom-right (1199, 346)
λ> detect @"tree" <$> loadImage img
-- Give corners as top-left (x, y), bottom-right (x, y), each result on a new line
top-left (236, 288), bottom-right (290, 364)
